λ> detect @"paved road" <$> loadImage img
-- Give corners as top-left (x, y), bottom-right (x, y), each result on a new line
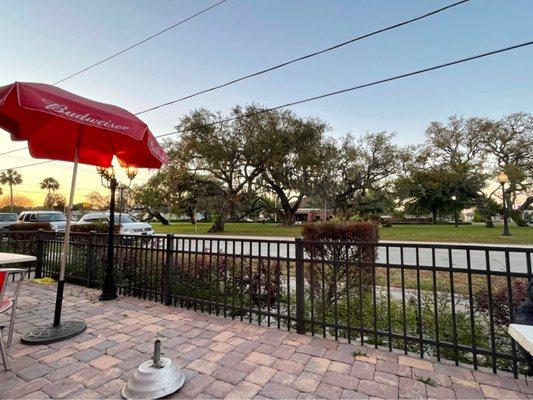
top-left (169, 234), bottom-right (533, 274)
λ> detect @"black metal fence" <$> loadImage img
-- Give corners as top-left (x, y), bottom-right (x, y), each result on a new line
top-left (1, 229), bottom-right (531, 376)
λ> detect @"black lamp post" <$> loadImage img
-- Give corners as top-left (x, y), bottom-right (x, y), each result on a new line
top-left (496, 171), bottom-right (512, 237)
top-left (96, 165), bottom-right (138, 301)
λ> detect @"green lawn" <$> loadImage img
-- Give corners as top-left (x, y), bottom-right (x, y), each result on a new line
top-left (152, 221), bottom-right (533, 245)
top-left (152, 222), bottom-right (301, 237)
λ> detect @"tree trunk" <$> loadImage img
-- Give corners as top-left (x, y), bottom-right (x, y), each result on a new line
top-left (518, 196), bottom-right (533, 212)
top-left (153, 211), bottom-right (169, 225)
top-left (501, 190), bottom-right (528, 227)
top-left (278, 194), bottom-right (303, 226)
top-left (208, 212), bottom-right (226, 233)
top-left (431, 207), bottom-right (437, 224)
top-left (281, 210), bottom-right (294, 226)
top-left (142, 208), bottom-right (169, 225)
top-left (484, 216), bottom-right (494, 228)
top-left (187, 206), bottom-right (196, 224)
top-left (9, 184), bottom-right (13, 213)
top-left (511, 210), bottom-right (528, 227)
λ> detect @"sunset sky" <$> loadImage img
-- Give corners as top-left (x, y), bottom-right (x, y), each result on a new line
top-left (1, 0), bottom-right (532, 206)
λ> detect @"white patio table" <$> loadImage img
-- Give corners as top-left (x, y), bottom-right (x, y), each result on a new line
top-left (0, 252), bottom-right (36, 265)
top-left (508, 324), bottom-right (533, 355)
top-left (1, 252), bottom-right (35, 369)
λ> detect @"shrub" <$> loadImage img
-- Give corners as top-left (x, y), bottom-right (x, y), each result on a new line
top-left (4, 223), bottom-right (52, 255)
top-left (380, 219), bottom-right (392, 228)
top-left (302, 221), bottom-right (378, 305)
top-left (70, 223), bottom-right (120, 233)
top-left (474, 279), bottom-right (528, 325)
top-left (8, 222), bottom-right (52, 231)
top-left (172, 249), bottom-right (282, 313)
top-left (302, 221), bottom-right (379, 243)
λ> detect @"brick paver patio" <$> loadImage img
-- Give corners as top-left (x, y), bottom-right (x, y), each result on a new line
top-left (1, 282), bottom-right (532, 399)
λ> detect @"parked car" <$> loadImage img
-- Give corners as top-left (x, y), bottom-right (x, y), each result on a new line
top-left (17, 211), bottom-right (67, 232)
top-left (76, 212), bottom-right (154, 236)
top-left (0, 213), bottom-right (18, 230)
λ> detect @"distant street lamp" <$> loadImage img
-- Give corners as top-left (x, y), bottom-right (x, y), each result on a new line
top-left (96, 165), bottom-right (138, 300)
top-left (451, 195), bottom-right (459, 228)
top-left (496, 171), bottom-right (512, 237)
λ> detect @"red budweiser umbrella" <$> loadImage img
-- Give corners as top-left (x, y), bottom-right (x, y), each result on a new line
top-left (0, 82), bottom-right (166, 167)
top-left (0, 82), bottom-right (167, 343)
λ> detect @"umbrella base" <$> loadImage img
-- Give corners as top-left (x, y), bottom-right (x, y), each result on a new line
top-left (21, 320), bottom-right (87, 345)
top-left (99, 292), bottom-right (118, 301)
top-left (122, 358), bottom-right (185, 400)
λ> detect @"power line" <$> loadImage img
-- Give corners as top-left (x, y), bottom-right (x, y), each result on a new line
top-left (154, 40), bottom-right (533, 138)
top-left (0, 147), bottom-right (28, 156)
top-left (134, 0), bottom-right (471, 115)
top-left (3, 40), bottom-right (532, 170)
top-left (0, 0), bottom-right (229, 156)
top-left (0, 160), bottom-right (53, 172)
top-left (0, 159), bottom-right (105, 173)
top-left (17, 182), bottom-right (96, 191)
top-left (1, 0), bottom-right (470, 159)
top-left (8, 189), bottom-right (96, 195)
top-left (52, 0), bottom-right (228, 85)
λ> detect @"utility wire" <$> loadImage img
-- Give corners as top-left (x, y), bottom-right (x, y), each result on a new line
top-left (0, 160), bottom-right (53, 172)
top-left (0, 159), bottom-right (106, 172)
top-left (52, 0), bottom-right (228, 85)
top-left (0, 147), bottom-right (29, 156)
top-left (0, 0), bottom-right (228, 156)
top-left (0, 0), bottom-right (470, 157)
top-left (3, 40), bottom-right (532, 171)
top-left (154, 40), bottom-right (533, 138)
top-left (135, 0), bottom-right (471, 115)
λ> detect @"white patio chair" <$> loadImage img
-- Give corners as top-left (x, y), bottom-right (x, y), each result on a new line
top-left (0, 268), bottom-right (25, 370)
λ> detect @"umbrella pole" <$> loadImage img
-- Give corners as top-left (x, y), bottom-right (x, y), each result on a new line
top-left (22, 131), bottom-right (87, 345)
top-left (53, 145), bottom-right (79, 326)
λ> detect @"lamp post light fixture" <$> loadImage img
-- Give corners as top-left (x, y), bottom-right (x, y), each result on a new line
top-left (451, 195), bottom-right (459, 228)
top-left (118, 167), bottom-right (138, 225)
top-left (496, 171), bottom-right (512, 237)
top-left (96, 165), bottom-right (138, 301)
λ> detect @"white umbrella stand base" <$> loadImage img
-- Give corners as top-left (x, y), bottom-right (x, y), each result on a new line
top-left (122, 339), bottom-right (185, 400)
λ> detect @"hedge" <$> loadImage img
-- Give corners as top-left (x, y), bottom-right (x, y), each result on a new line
top-left (8, 222), bottom-right (52, 231)
top-left (302, 220), bottom-right (379, 243)
top-left (70, 223), bottom-right (120, 234)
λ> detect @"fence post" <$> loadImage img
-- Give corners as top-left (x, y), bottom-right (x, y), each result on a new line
top-left (295, 237), bottom-right (305, 334)
top-left (35, 229), bottom-right (44, 279)
top-left (86, 231), bottom-right (97, 288)
top-left (164, 234), bottom-right (175, 306)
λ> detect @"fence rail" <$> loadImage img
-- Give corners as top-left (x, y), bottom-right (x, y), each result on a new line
top-left (0, 229), bottom-right (531, 376)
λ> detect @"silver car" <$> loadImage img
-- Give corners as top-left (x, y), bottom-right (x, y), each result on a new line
top-left (17, 211), bottom-right (67, 232)
top-left (0, 213), bottom-right (18, 230)
top-left (76, 212), bottom-right (154, 236)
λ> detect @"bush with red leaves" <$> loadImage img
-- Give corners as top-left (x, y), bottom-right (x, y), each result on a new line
top-left (474, 279), bottom-right (528, 325)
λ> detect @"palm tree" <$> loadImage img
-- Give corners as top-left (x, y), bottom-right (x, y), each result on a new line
top-left (40, 177), bottom-right (60, 195)
top-left (0, 169), bottom-right (23, 212)
top-left (41, 177), bottom-right (60, 210)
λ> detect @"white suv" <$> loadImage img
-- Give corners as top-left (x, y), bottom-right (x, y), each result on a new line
top-left (18, 211), bottom-right (67, 232)
top-left (76, 212), bottom-right (154, 236)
